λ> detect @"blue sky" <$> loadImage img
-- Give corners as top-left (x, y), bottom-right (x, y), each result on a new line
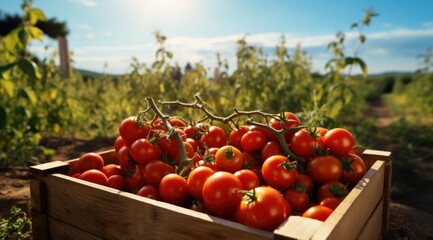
top-left (2, 0), bottom-right (433, 75)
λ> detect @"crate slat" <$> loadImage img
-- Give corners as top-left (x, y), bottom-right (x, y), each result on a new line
top-left (357, 199), bottom-right (384, 240)
top-left (274, 216), bottom-right (323, 240)
top-left (48, 217), bottom-right (103, 240)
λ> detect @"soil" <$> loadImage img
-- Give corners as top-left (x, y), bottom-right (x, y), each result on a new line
top-left (1, 97), bottom-right (433, 239)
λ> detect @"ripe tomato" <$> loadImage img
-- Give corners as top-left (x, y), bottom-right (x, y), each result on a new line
top-left (302, 205), bottom-right (333, 221)
top-left (340, 153), bottom-right (367, 187)
top-left (307, 155), bottom-right (343, 184)
top-left (316, 181), bottom-right (348, 202)
top-left (195, 154), bottom-right (221, 172)
top-left (137, 185), bottom-right (161, 200)
top-left (119, 117), bottom-right (150, 145)
top-left (78, 152), bottom-right (104, 172)
top-left (319, 197), bottom-right (342, 210)
top-left (215, 145), bottom-right (244, 173)
top-left (202, 171), bottom-right (242, 215)
top-left (242, 151), bottom-right (262, 169)
top-left (190, 199), bottom-right (212, 214)
top-left (268, 112), bottom-right (301, 143)
top-left (167, 118), bottom-right (187, 128)
top-left (79, 169), bottom-right (108, 186)
top-left (261, 141), bottom-right (283, 162)
top-left (125, 165), bottom-right (146, 192)
top-left (290, 128), bottom-right (324, 158)
top-left (117, 146), bottom-right (133, 171)
top-left (262, 155), bottom-right (297, 190)
top-left (283, 188), bottom-right (310, 213)
top-left (229, 125), bottom-right (249, 151)
top-left (142, 160), bottom-right (175, 188)
top-left (159, 173), bottom-right (190, 206)
top-left (234, 169), bottom-right (260, 190)
top-left (248, 125), bottom-right (275, 142)
top-left (294, 173), bottom-right (314, 194)
top-left (185, 138), bottom-right (199, 152)
top-left (158, 129), bottom-right (187, 163)
top-left (102, 164), bottom-right (122, 178)
top-left (187, 166), bottom-right (215, 200)
top-left (323, 128), bottom-right (355, 156)
top-left (130, 138), bottom-right (161, 164)
top-left (236, 186), bottom-right (288, 231)
top-left (114, 136), bottom-right (126, 153)
top-left (241, 130), bottom-right (266, 152)
top-left (200, 126), bottom-right (227, 149)
top-left (106, 174), bottom-right (126, 190)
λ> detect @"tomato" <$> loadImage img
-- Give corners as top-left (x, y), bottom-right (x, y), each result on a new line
top-left (236, 186), bottom-right (288, 231)
top-left (142, 160), bottom-right (175, 188)
top-left (200, 126), bottom-right (227, 149)
top-left (319, 197), bottom-right (342, 210)
top-left (190, 199), bottom-right (212, 214)
top-left (340, 153), bottom-right (367, 187)
top-left (79, 169), bottom-right (108, 186)
top-left (125, 165), bottom-right (146, 192)
top-left (114, 136), bottom-right (126, 153)
top-left (215, 145), bottom-right (244, 173)
top-left (130, 138), bottom-right (161, 164)
top-left (229, 125), bottom-right (249, 151)
top-left (234, 169), bottom-right (260, 190)
top-left (323, 128), bottom-right (355, 156)
top-left (261, 141), bottom-right (283, 162)
top-left (185, 138), bottom-right (199, 152)
top-left (117, 146), bottom-right (134, 171)
top-left (195, 155), bottom-right (220, 172)
top-left (294, 173), bottom-right (314, 194)
top-left (242, 151), bottom-right (262, 169)
top-left (283, 188), bottom-right (310, 213)
top-left (262, 155), bottom-right (297, 190)
top-left (137, 185), bottom-right (161, 200)
top-left (302, 205), bottom-right (333, 221)
top-left (316, 181), bottom-right (348, 202)
top-left (268, 112), bottom-right (301, 143)
top-left (78, 152), bottom-right (104, 172)
top-left (202, 171), bottom-right (242, 215)
top-left (119, 117), bottom-right (150, 145)
top-left (168, 118), bottom-right (187, 128)
top-left (159, 173), bottom-right (190, 206)
top-left (102, 164), bottom-right (122, 178)
top-left (106, 174), bottom-right (127, 190)
top-left (187, 166), bottom-right (215, 200)
top-left (158, 129), bottom-right (187, 163)
top-left (307, 155), bottom-right (343, 184)
top-left (290, 128), bottom-right (324, 158)
top-left (184, 125), bottom-right (201, 140)
top-left (248, 125), bottom-right (275, 142)
top-left (68, 160), bottom-right (80, 176)
top-left (241, 130), bottom-right (266, 152)
top-left (316, 127), bottom-right (329, 137)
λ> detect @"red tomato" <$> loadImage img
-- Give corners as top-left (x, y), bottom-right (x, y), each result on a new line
top-left (202, 171), bottom-right (242, 215)
top-left (261, 141), bottom-right (284, 162)
top-left (262, 155), bottom-right (297, 190)
top-left (158, 129), bottom-right (188, 162)
top-left (302, 205), bottom-right (333, 221)
top-left (340, 153), bottom-right (367, 186)
top-left (102, 164), bottom-right (122, 178)
top-left (242, 151), bottom-right (262, 169)
top-left (114, 136), bottom-right (126, 153)
top-left (184, 125), bottom-right (202, 140)
top-left (283, 188), bottom-right (310, 213)
top-left (236, 186), bottom-right (288, 231)
top-left (200, 126), bottom-right (227, 149)
top-left (316, 127), bottom-right (329, 137)
top-left (323, 128), bottom-right (355, 156)
top-left (316, 181), bottom-right (348, 202)
top-left (241, 130), bottom-right (267, 152)
top-left (307, 155), bottom-right (343, 184)
top-left (142, 160), bottom-right (175, 188)
top-left (117, 146), bottom-right (133, 171)
top-left (125, 165), bottom-right (146, 192)
top-left (190, 199), bottom-right (212, 214)
top-left (234, 169), bottom-right (260, 190)
top-left (78, 152), bottom-right (104, 172)
top-left (248, 125), bottom-right (276, 142)
top-left (185, 138), bottom-right (199, 152)
top-left (79, 169), bottom-right (108, 186)
top-left (229, 125), bottom-right (249, 151)
top-left (137, 185), bottom-right (161, 200)
top-left (119, 117), bottom-right (150, 145)
top-left (195, 155), bottom-right (221, 172)
top-left (290, 128), bottom-right (324, 158)
top-left (319, 197), bottom-right (342, 210)
top-left (294, 173), bottom-right (314, 194)
top-left (159, 173), bottom-right (190, 206)
top-left (268, 112), bottom-right (301, 143)
top-left (215, 145), bottom-right (244, 173)
top-left (187, 166), bottom-right (215, 200)
top-left (130, 138), bottom-right (161, 164)
top-left (167, 118), bottom-right (187, 128)
top-left (106, 174), bottom-right (126, 190)
top-left (68, 160), bottom-right (80, 176)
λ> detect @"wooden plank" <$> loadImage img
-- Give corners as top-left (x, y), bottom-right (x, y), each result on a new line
top-left (44, 173), bottom-right (273, 240)
top-left (312, 160), bottom-right (385, 240)
top-left (49, 217), bottom-right (103, 240)
top-left (31, 211), bottom-right (48, 240)
top-left (274, 216), bottom-right (323, 240)
top-left (357, 199), bottom-right (384, 240)
top-left (30, 179), bottom-right (46, 212)
top-left (362, 150), bottom-right (391, 170)
top-left (30, 161), bottom-right (69, 178)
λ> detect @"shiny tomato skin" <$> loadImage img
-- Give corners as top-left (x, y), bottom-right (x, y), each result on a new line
top-left (159, 173), bottom-right (190, 206)
top-left (78, 152), bottom-right (104, 172)
top-left (294, 173), bottom-right (314, 194)
top-left (79, 169), bottom-right (108, 186)
top-left (215, 145), bottom-right (244, 173)
top-left (283, 188), bottom-right (310, 213)
top-left (137, 185), bottom-right (161, 200)
top-left (114, 136), bottom-right (127, 153)
top-left (142, 160), bottom-right (175, 188)
top-left (262, 155), bottom-right (297, 190)
top-left (323, 128), bottom-right (355, 156)
top-left (229, 125), bottom-right (249, 151)
top-left (290, 129), bottom-right (324, 158)
top-left (340, 153), bottom-right (367, 187)
top-left (119, 117), bottom-right (150, 145)
top-left (241, 130), bottom-right (267, 152)
top-left (117, 146), bottom-right (133, 171)
top-left (261, 141), bottom-right (284, 162)
top-left (307, 155), bottom-right (343, 184)
top-left (200, 126), bottom-right (227, 149)
top-left (316, 181), bottom-right (348, 202)
top-left (236, 186), bottom-right (288, 231)
top-left (319, 197), bottom-right (342, 210)
top-left (130, 138), bottom-right (161, 164)
top-left (302, 205), bottom-right (333, 221)
top-left (202, 171), bottom-right (242, 215)
top-left (187, 166), bottom-right (215, 200)
top-left (102, 164), bottom-right (122, 178)
top-left (106, 174), bottom-right (127, 190)
top-left (234, 169), bottom-right (260, 190)
top-left (125, 165), bottom-right (146, 192)
top-left (268, 112), bottom-right (301, 143)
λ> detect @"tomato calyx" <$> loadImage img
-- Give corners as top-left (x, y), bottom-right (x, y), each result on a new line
top-left (224, 146), bottom-right (236, 159)
top-left (293, 183), bottom-right (307, 193)
top-left (239, 187), bottom-right (257, 203)
top-left (340, 153), bottom-right (356, 173)
top-left (329, 182), bottom-right (349, 198)
top-left (277, 157), bottom-right (298, 171)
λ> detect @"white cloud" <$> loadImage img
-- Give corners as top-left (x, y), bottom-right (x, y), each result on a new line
top-left (77, 24), bottom-right (92, 30)
top-left (67, 0), bottom-right (96, 7)
top-left (366, 48), bottom-right (390, 56)
top-left (103, 31), bottom-right (113, 37)
top-left (423, 21), bottom-right (433, 28)
top-left (369, 28), bottom-right (433, 40)
top-left (85, 33), bottom-right (96, 39)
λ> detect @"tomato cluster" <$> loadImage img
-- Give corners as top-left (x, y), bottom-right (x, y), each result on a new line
top-left (69, 112), bottom-right (367, 232)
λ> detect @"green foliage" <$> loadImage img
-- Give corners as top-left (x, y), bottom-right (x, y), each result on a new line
top-left (0, 206), bottom-right (32, 240)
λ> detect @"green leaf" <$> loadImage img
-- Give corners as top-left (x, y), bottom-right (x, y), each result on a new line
top-left (350, 23), bottom-right (359, 29)
top-left (18, 28), bottom-right (27, 48)
top-left (0, 62), bottom-right (17, 80)
top-left (359, 34), bottom-right (366, 44)
top-left (355, 57), bottom-right (368, 78)
top-left (18, 58), bottom-right (41, 80)
top-left (0, 80), bottom-right (15, 97)
top-left (28, 8), bottom-right (46, 25)
top-left (166, 51), bottom-right (173, 59)
top-left (28, 26), bottom-right (44, 42)
top-left (24, 87), bottom-right (38, 105)
top-left (0, 106), bottom-right (7, 129)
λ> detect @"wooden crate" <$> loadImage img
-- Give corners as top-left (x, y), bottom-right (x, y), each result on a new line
top-left (30, 149), bottom-right (391, 240)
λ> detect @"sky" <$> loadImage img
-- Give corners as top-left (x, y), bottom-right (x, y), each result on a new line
top-left (1, 0), bottom-right (433, 75)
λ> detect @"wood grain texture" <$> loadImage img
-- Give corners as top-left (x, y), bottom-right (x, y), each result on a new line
top-left (357, 200), bottom-right (384, 240)
top-left (30, 179), bottom-right (46, 212)
top-left (274, 216), bottom-right (323, 240)
top-left (31, 211), bottom-right (48, 240)
top-left (48, 217), bottom-right (103, 240)
top-left (30, 161), bottom-right (69, 178)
